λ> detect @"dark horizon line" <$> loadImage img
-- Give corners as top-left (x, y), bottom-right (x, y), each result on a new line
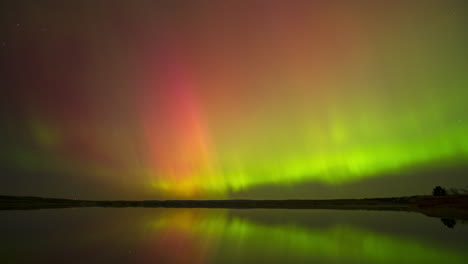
top-left (1, 193), bottom-right (467, 203)
top-left (0, 194), bottom-right (436, 202)
top-left (1, 194), bottom-right (468, 221)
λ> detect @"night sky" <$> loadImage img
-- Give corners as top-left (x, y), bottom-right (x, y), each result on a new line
top-left (1, 0), bottom-right (467, 200)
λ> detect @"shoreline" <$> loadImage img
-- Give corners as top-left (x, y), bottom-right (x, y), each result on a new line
top-left (1, 194), bottom-right (468, 221)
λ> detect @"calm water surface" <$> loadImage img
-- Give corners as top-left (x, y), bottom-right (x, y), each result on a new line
top-left (1, 208), bottom-right (467, 264)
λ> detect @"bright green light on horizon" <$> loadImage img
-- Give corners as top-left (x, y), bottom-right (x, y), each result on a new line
top-left (151, 115), bottom-right (468, 196)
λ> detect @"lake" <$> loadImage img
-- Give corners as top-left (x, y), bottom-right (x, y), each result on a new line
top-left (1, 208), bottom-right (467, 263)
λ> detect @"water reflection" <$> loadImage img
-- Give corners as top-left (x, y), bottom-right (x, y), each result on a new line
top-left (1, 209), bottom-right (467, 263)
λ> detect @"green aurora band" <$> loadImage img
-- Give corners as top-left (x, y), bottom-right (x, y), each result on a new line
top-left (1, 1), bottom-right (467, 198)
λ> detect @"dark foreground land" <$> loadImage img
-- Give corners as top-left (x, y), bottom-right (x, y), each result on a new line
top-left (1, 195), bottom-right (468, 221)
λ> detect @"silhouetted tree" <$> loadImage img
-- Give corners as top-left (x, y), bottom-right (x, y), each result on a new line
top-left (433, 186), bottom-right (447, 196)
top-left (441, 218), bottom-right (456, 228)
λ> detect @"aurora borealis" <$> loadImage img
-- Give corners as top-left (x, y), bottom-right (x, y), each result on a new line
top-left (1, 1), bottom-right (468, 199)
